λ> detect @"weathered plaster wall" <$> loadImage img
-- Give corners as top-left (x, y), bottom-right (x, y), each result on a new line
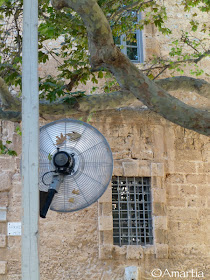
top-left (0, 108), bottom-right (209, 280)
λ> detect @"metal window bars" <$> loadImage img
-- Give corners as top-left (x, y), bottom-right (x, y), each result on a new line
top-left (112, 176), bottom-right (153, 246)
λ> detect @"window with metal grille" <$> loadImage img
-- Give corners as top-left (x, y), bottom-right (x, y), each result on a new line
top-left (112, 176), bottom-right (153, 246)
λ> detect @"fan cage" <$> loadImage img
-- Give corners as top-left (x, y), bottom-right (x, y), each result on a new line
top-left (39, 119), bottom-right (113, 213)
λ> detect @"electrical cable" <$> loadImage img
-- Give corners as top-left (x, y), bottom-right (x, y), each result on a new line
top-left (42, 170), bottom-right (56, 186)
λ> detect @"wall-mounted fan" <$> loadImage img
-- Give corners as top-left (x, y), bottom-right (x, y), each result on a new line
top-left (39, 119), bottom-right (113, 218)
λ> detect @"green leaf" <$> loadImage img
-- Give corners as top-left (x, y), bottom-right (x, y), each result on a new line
top-left (16, 126), bottom-right (22, 135)
top-left (148, 74), bottom-right (155, 80)
top-left (7, 150), bottom-right (17, 156)
top-left (98, 71), bottom-right (103, 79)
top-left (48, 153), bottom-right (53, 161)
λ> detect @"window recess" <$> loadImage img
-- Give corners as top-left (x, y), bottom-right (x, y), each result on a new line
top-left (112, 176), bottom-right (153, 246)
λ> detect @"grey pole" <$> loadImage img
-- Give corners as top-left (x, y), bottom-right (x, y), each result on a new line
top-left (21, 0), bottom-right (40, 278)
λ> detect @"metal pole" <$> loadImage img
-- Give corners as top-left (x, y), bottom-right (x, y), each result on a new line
top-left (21, 0), bottom-right (39, 278)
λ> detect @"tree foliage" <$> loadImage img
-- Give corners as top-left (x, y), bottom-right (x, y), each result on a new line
top-left (0, 0), bottom-right (209, 137)
top-left (0, 0), bottom-right (209, 100)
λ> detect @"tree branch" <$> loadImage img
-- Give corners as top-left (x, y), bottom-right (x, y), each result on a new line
top-left (0, 108), bottom-right (21, 122)
top-left (0, 75), bottom-right (209, 123)
top-left (1, 0), bottom-right (210, 134)
top-left (156, 76), bottom-right (210, 99)
top-left (0, 77), bottom-right (21, 110)
top-left (142, 50), bottom-right (210, 78)
top-left (108, 0), bottom-right (153, 20)
top-left (0, 89), bottom-right (136, 121)
top-left (14, 9), bottom-right (22, 57)
top-left (39, 90), bottom-right (135, 117)
top-left (51, 0), bottom-right (210, 136)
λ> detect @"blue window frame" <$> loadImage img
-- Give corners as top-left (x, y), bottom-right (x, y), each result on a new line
top-left (114, 13), bottom-right (144, 63)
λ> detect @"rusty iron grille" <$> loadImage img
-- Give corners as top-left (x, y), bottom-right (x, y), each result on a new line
top-left (112, 176), bottom-right (153, 246)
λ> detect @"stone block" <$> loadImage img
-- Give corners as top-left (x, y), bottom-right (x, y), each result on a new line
top-left (202, 150), bottom-right (210, 162)
top-left (102, 202), bottom-right (112, 216)
top-left (176, 150), bottom-right (202, 161)
top-left (118, 125), bottom-right (130, 137)
top-left (15, 158), bottom-right (21, 171)
top-left (197, 184), bottom-right (210, 197)
top-left (144, 246), bottom-right (155, 255)
top-left (166, 174), bottom-right (185, 184)
top-left (155, 229), bottom-right (168, 244)
top-left (152, 177), bottom-right (163, 189)
top-left (98, 185), bottom-right (112, 203)
top-left (153, 188), bottom-right (166, 203)
top-left (167, 197), bottom-right (186, 207)
top-left (11, 180), bottom-right (22, 193)
top-left (0, 192), bottom-right (9, 207)
top-left (187, 197), bottom-right (206, 208)
top-left (145, 46), bottom-right (160, 59)
top-left (153, 203), bottom-right (166, 216)
top-left (138, 161), bottom-right (151, 176)
top-left (197, 162), bottom-right (210, 174)
top-left (0, 157), bottom-right (16, 172)
top-left (131, 146), bottom-right (154, 160)
top-left (153, 126), bottom-right (165, 160)
top-left (0, 235), bottom-right (6, 248)
top-left (0, 223), bottom-right (7, 235)
top-left (153, 216), bottom-right (167, 230)
top-left (165, 127), bottom-right (176, 161)
top-left (166, 184), bottom-right (179, 197)
top-left (113, 161), bottom-right (123, 176)
top-left (186, 174), bottom-right (207, 184)
top-left (137, 150), bottom-right (154, 160)
top-left (175, 137), bottom-right (195, 150)
top-left (122, 161), bottom-right (139, 176)
top-left (12, 173), bottom-right (21, 182)
top-left (112, 245), bottom-right (127, 259)
top-left (98, 216), bottom-right (113, 231)
top-left (0, 262), bottom-right (6, 275)
top-left (151, 163), bottom-right (165, 177)
top-left (0, 172), bottom-right (12, 192)
top-left (207, 198), bottom-right (210, 208)
top-left (155, 244), bottom-right (168, 259)
top-left (180, 185), bottom-right (197, 195)
top-left (164, 160), bottom-right (175, 173)
top-left (0, 208), bottom-right (7, 222)
top-left (174, 161), bottom-right (196, 174)
top-left (99, 231), bottom-right (103, 245)
top-left (11, 134), bottom-right (22, 155)
top-left (98, 202), bottom-right (103, 216)
top-left (2, 121), bottom-right (15, 139)
top-left (168, 208), bottom-right (198, 221)
top-left (103, 231), bottom-right (113, 245)
top-left (198, 209), bottom-right (210, 219)
top-left (126, 245), bottom-right (144, 260)
top-left (99, 245), bottom-right (113, 260)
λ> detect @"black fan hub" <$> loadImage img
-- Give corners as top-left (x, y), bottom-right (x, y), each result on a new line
top-left (53, 151), bottom-right (74, 174)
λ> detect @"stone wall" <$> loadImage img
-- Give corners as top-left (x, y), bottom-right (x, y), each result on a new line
top-left (0, 108), bottom-right (209, 280)
top-left (0, 1), bottom-right (209, 279)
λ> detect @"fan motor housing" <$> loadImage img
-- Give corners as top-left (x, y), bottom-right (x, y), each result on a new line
top-left (53, 150), bottom-right (74, 174)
